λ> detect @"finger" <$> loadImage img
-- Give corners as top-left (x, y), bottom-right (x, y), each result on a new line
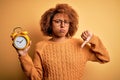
top-left (83, 31), bottom-right (88, 37)
top-left (85, 31), bottom-right (93, 42)
top-left (81, 34), bottom-right (87, 41)
top-left (84, 30), bottom-right (93, 39)
top-left (84, 30), bottom-right (90, 37)
top-left (27, 41), bottom-right (32, 50)
top-left (82, 31), bottom-right (88, 38)
top-left (25, 45), bottom-right (30, 51)
top-left (81, 30), bottom-right (93, 41)
top-left (88, 31), bottom-right (92, 37)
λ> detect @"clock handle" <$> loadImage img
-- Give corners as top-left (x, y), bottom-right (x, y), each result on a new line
top-left (13, 27), bottom-right (23, 33)
top-left (11, 27), bottom-right (23, 39)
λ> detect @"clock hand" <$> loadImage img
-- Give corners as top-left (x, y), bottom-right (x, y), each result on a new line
top-left (16, 40), bottom-right (23, 44)
top-left (19, 40), bottom-right (23, 43)
top-left (17, 41), bottom-right (20, 42)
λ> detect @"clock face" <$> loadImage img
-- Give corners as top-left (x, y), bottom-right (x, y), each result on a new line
top-left (14, 36), bottom-right (27, 49)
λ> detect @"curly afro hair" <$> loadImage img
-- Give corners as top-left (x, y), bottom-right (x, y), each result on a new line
top-left (40, 4), bottom-right (79, 37)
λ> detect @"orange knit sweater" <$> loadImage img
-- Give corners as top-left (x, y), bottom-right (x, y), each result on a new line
top-left (19, 35), bottom-right (110, 80)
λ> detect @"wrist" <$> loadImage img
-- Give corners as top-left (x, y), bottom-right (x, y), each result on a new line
top-left (18, 50), bottom-right (28, 56)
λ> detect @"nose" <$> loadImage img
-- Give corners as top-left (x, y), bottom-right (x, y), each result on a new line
top-left (60, 21), bottom-right (65, 28)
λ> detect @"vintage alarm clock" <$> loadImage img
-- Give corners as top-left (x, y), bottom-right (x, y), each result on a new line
top-left (11, 27), bottom-right (31, 50)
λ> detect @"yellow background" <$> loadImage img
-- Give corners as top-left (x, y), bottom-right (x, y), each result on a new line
top-left (0, 0), bottom-right (120, 80)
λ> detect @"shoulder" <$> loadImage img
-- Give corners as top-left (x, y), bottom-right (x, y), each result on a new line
top-left (70, 38), bottom-right (83, 44)
top-left (35, 40), bottom-right (48, 51)
top-left (36, 40), bottom-right (47, 46)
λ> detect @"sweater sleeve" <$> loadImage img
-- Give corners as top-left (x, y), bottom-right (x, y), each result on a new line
top-left (19, 49), bottom-right (43, 80)
top-left (83, 35), bottom-right (110, 63)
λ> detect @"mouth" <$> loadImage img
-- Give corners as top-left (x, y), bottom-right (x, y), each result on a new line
top-left (60, 29), bottom-right (66, 33)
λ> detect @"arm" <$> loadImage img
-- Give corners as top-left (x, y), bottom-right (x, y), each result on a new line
top-left (81, 30), bottom-right (110, 63)
top-left (84, 35), bottom-right (110, 63)
top-left (18, 47), bottom-right (43, 80)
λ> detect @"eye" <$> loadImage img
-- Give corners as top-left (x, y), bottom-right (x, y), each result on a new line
top-left (64, 20), bottom-right (70, 24)
top-left (53, 20), bottom-right (61, 24)
top-left (55, 20), bottom-right (60, 23)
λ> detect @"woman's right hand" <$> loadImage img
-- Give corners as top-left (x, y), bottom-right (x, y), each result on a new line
top-left (13, 41), bottom-right (31, 56)
top-left (17, 46), bottom-right (30, 56)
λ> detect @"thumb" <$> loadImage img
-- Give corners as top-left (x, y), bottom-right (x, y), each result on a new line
top-left (18, 42), bottom-right (31, 56)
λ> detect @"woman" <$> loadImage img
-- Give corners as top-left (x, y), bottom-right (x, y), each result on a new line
top-left (16, 4), bottom-right (110, 80)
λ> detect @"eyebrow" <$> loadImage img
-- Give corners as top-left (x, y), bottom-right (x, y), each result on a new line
top-left (53, 19), bottom-right (69, 21)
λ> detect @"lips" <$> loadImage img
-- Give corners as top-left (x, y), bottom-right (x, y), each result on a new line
top-left (60, 29), bottom-right (66, 33)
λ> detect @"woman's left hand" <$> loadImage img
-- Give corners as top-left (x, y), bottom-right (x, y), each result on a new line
top-left (81, 30), bottom-right (93, 41)
top-left (81, 30), bottom-right (93, 48)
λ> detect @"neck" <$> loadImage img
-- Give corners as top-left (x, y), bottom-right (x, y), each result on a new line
top-left (51, 36), bottom-right (67, 42)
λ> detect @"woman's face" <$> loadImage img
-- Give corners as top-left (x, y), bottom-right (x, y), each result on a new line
top-left (52, 13), bottom-right (70, 37)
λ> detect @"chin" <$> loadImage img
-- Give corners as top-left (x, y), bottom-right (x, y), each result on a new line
top-left (58, 34), bottom-right (66, 37)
